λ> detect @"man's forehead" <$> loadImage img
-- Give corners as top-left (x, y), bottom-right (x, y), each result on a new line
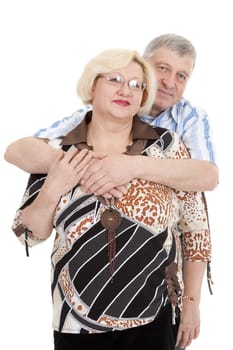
top-left (149, 47), bottom-right (194, 73)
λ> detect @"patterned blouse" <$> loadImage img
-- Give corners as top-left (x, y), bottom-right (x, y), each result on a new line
top-left (12, 113), bottom-right (211, 334)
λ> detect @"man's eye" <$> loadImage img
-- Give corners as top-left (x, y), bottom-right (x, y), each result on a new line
top-left (159, 65), bottom-right (167, 71)
top-left (177, 73), bottom-right (187, 81)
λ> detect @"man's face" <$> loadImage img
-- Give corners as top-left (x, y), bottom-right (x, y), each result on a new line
top-left (148, 47), bottom-right (194, 116)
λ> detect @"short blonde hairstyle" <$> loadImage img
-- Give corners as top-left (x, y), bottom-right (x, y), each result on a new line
top-left (76, 49), bottom-right (156, 116)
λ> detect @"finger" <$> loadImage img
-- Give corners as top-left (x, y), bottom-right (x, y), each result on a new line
top-left (180, 328), bottom-right (195, 349)
top-left (68, 148), bottom-right (89, 166)
top-left (194, 324), bottom-right (200, 339)
top-left (102, 192), bottom-right (113, 199)
top-left (181, 326), bottom-right (199, 348)
top-left (176, 324), bottom-right (188, 348)
top-left (80, 161), bottom-right (101, 184)
top-left (115, 185), bottom-right (128, 195)
top-left (80, 161), bottom-right (104, 188)
top-left (72, 150), bottom-right (93, 169)
top-left (56, 150), bottom-right (65, 161)
top-left (91, 151), bottom-right (108, 160)
top-left (184, 334), bottom-right (195, 347)
top-left (177, 332), bottom-right (187, 349)
top-left (60, 148), bottom-right (79, 164)
top-left (49, 150), bottom-right (65, 170)
top-left (89, 173), bottom-right (117, 194)
top-left (75, 164), bottom-right (92, 186)
top-left (101, 187), bottom-right (125, 199)
top-left (175, 329), bottom-right (182, 347)
top-left (83, 174), bottom-right (107, 194)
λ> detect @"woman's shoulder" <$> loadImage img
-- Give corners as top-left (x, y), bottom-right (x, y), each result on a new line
top-left (145, 129), bottom-right (190, 159)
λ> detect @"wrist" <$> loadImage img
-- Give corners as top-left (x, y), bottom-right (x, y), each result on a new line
top-left (182, 295), bottom-right (196, 301)
top-left (133, 155), bottom-right (146, 179)
top-left (39, 184), bottom-right (61, 205)
top-left (181, 294), bottom-right (200, 304)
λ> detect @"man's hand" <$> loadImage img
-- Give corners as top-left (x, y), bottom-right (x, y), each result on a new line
top-left (80, 153), bottom-right (135, 198)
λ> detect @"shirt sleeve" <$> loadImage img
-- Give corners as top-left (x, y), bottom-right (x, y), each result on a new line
top-left (11, 173), bottom-right (48, 249)
top-left (176, 190), bottom-right (211, 262)
top-left (33, 107), bottom-right (89, 139)
top-left (164, 131), bottom-right (212, 262)
top-left (180, 106), bottom-right (217, 164)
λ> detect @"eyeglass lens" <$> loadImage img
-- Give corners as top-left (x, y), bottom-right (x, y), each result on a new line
top-left (102, 73), bottom-right (146, 91)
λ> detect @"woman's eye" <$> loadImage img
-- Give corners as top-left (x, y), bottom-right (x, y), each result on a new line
top-left (110, 76), bottom-right (122, 84)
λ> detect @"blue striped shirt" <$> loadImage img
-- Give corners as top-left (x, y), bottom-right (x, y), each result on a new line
top-left (34, 97), bottom-right (216, 163)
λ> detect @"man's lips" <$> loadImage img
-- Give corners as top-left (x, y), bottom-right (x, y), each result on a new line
top-left (157, 88), bottom-right (173, 98)
top-left (113, 99), bottom-right (130, 106)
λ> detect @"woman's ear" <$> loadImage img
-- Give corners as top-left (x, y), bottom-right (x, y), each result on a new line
top-left (90, 79), bottom-right (97, 100)
top-left (140, 89), bottom-right (148, 106)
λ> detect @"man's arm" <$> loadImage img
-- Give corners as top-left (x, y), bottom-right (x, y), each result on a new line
top-left (4, 137), bottom-right (57, 173)
top-left (4, 137), bottom-right (218, 191)
top-left (80, 153), bottom-right (218, 193)
top-left (4, 108), bottom-right (87, 173)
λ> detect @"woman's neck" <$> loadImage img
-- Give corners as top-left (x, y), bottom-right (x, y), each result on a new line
top-left (87, 118), bottom-right (133, 153)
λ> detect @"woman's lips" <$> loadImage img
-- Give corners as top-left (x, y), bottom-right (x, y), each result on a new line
top-left (113, 99), bottom-right (130, 106)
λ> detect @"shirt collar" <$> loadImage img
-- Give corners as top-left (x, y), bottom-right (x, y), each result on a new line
top-left (170, 97), bottom-right (186, 123)
top-left (142, 97), bottom-right (186, 124)
top-left (62, 110), bottom-right (161, 146)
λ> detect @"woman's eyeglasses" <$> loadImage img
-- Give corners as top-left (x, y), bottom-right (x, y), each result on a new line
top-left (98, 73), bottom-right (146, 92)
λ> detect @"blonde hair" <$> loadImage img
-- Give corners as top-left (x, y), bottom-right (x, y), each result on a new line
top-left (76, 49), bottom-right (156, 116)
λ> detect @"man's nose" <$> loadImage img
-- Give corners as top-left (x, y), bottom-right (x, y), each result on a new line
top-left (161, 72), bottom-right (176, 88)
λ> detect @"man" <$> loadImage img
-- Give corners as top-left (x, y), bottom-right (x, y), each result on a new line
top-left (4, 33), bottom-right (218, 349)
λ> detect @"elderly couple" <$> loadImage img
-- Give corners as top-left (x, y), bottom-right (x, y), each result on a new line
top-left (5, 34), bottom-right (218, 350)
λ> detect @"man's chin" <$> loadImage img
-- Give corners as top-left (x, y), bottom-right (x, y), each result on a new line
top-left (151, 101), bottom-right (171, 116)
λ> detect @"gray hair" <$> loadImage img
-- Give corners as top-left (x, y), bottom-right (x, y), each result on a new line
top-left (143, 33), bottom-right (197, 68)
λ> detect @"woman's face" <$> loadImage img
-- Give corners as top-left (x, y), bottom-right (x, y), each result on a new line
top-left (91, 61), bottom-right (145, 121)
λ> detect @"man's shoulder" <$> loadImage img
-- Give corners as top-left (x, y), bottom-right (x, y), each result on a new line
top-left (34, 106), bottom-right (91, 138)
top-left (176, 97), bottom-right (207, 116)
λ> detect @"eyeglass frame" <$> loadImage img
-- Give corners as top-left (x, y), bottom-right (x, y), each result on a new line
top-left (97, 73), bottom-right (147, 92)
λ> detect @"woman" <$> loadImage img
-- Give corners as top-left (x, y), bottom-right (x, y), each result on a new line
top-left (12, 49), bottom-right (211, 350)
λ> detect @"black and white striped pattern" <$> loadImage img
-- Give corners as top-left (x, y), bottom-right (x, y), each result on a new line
top-left (52, 194), bottom-right (176, 332)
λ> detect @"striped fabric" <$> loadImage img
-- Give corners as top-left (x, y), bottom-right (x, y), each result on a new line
top-left (141, 97), bottom-right (216, 163)
top-left (53, 199), bottom-right (173, 333)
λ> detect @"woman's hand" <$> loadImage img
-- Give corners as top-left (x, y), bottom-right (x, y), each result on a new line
top-left (176, 299), bottom-right (200, 348)
top-left (20, 148), bottom-right (93, 240)
top-left (44, 148), bottom-right (93, 200)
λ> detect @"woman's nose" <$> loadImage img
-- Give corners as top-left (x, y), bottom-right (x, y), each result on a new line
top-left (118, 82), bottom-right (131, 95)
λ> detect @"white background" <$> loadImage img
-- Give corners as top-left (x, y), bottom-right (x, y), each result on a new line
top-left (0, 1), bottom-right (231, 349)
